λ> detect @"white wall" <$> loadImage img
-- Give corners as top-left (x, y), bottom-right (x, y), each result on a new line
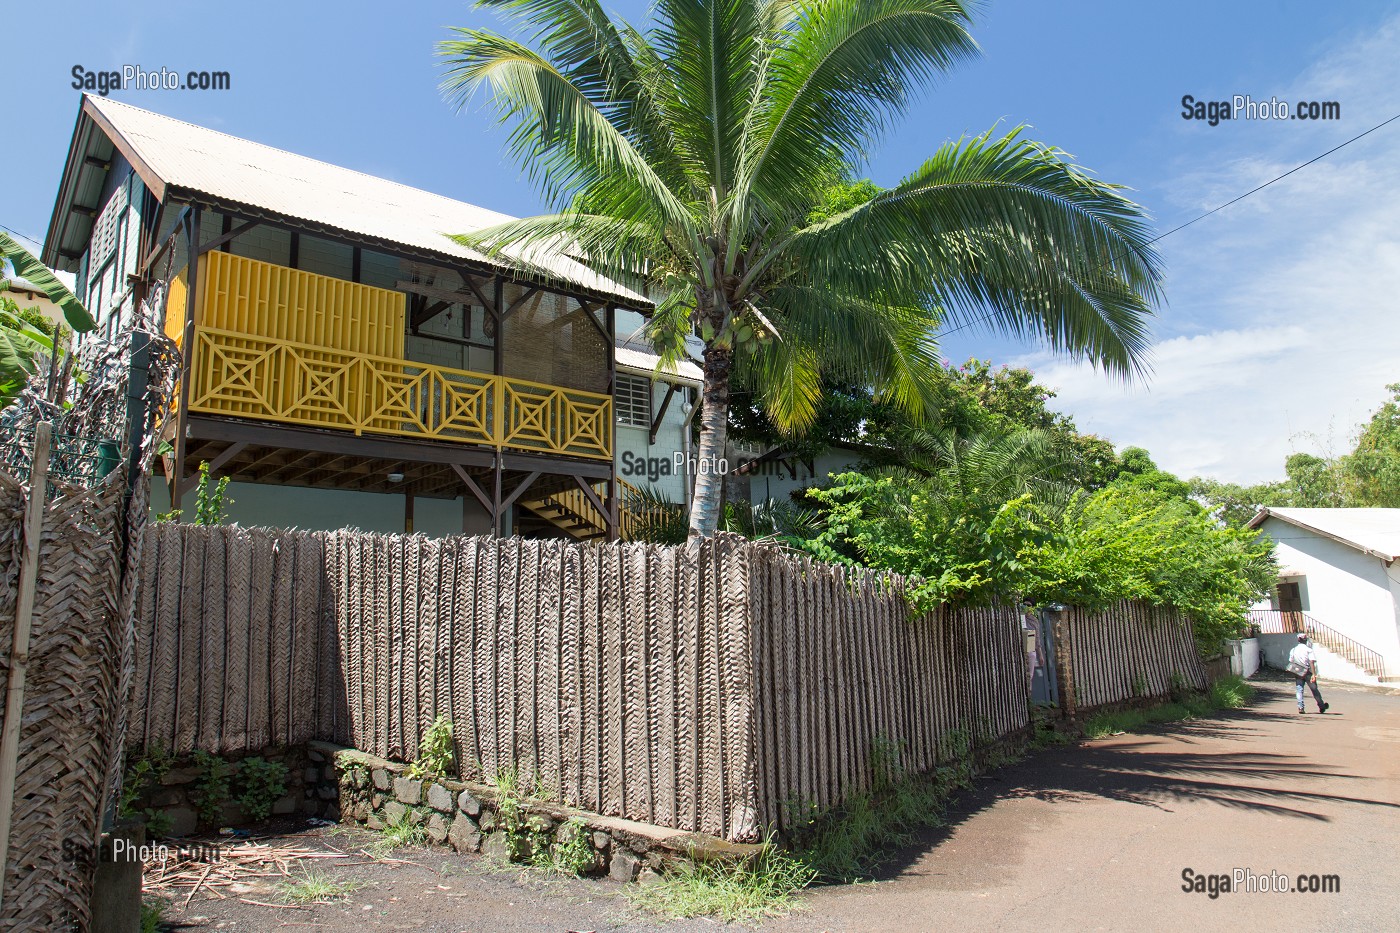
top-left (615, 374), bottom-right (695, 504)
top-left (742, 449), bottom-right (862, 506)
top-left (1257, 517), bottom-right (1400, 678)
top-left (150, 478), bottom-right (491, 537)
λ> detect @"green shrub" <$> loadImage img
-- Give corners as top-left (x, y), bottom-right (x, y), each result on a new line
top-left (407, 715), bottom-right (455, 780)
top-left (192, 751), bottom-right (231, 825)
top-left (236, 757), bottom-right (287, 821)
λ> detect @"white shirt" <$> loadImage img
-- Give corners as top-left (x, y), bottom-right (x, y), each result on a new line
top-left (1288, 643), bottom-right (1316, 675)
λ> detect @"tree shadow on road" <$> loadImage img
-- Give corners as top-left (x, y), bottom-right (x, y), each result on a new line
top-left (858, 680), bottom-right (1398, 883)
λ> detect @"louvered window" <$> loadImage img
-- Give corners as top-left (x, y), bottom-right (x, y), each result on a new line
top-left (615, 374), bottom-right (652, 428)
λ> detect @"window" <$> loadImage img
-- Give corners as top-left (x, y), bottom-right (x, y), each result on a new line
top-left (615, 374), bottom-right (652, 428)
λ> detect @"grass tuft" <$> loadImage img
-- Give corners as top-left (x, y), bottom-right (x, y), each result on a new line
top-left (371, 812), bottom-right (427, 855)
top-left (140, 896), bottom-right (166, 933)
top-left (1084, 675), bottom-right (1254, 738)
top-left (278, 869), bottom-right (366, 904)
top-left (623, 849), bottom-right (815, 922)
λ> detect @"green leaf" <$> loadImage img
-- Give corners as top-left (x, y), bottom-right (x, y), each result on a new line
top-left (0, 232), bottom-right (96, 333)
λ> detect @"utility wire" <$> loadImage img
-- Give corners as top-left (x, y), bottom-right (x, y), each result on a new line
top-left (0, 223), bottom-right (44, 249)
top-left (937, 110), bottom-right (1400, 341)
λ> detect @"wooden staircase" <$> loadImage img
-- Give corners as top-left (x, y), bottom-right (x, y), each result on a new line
top-left (517, 481), bottom-right (614, 541)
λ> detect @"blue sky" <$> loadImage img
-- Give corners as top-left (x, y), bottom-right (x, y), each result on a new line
top-left (7, 1), bottom-right (1400, 483)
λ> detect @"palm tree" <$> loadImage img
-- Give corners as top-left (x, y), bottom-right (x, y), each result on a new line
top-left (439, 0), bottom-right (1162, 539)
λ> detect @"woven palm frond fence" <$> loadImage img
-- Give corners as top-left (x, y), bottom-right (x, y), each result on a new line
top-left (129, 525), bottom-right (1208, 842)
top-left (1058, 602), bottom-right (1207, 712)
top-left (0, 466), bottom-right (131, 931)
top-left (0, 310), bottom-right (178, 930)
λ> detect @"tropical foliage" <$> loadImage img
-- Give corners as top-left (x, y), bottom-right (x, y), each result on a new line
top-left (1, 232), bottom-right (95, 410)
top-left (439, 0), bottom-right (1162, 537)
top-left (798, 461), bottom-right (1275, 652)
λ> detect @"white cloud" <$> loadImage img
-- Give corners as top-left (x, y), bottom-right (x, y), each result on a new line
top-left (1018, 14), bottom-right (1400, 484)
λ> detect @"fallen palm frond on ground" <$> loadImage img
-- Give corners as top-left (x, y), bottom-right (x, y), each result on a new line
top-left (143, 839), bottom-right (353, 905)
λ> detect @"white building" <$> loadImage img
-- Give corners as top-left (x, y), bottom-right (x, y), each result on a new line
top-left (1247, 507), bottom-right (1400, 684)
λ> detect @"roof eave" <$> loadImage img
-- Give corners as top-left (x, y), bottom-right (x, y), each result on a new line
top-left (163, 186), bottom-right (650, 311)
top-left (1251, 509), bottom-right (1399, 563)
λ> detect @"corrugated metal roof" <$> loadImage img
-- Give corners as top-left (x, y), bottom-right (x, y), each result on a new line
top-left (1250, 507), bottom-right (1400, 562)
top-left (84, 96), bottom-right (647, 306)
top-left (615, 343), bottom-right (702, 385)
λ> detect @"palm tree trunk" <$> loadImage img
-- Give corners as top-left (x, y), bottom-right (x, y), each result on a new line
top-left (688, 341), bottom-right (733, 539)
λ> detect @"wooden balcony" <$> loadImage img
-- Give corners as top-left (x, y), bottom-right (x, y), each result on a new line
top-left (168, 251), bottom-right (613, 461)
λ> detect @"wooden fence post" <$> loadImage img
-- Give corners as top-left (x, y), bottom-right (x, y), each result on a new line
top-left (1050, 606), bottom-right (1076, 723)
top-left (0, 422), bottom-right (53, 901)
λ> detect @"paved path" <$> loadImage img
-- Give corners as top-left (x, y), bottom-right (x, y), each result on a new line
top-left (768, 676), bottom-right (1400, 933)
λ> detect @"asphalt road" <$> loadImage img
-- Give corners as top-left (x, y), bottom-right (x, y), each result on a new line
top-left (161, 675), bottom-right (1399, 932)
top-left (768, 675), bottom-right (1400, 933)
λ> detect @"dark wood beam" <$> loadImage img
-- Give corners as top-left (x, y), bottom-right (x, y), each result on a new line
top-left (503, 286), bottom-right (540, 320)
top-left (411, 299), bottom-right (453, 331)
top-left (501, 471), bottom-right (541, 511)
top-left (83, 155), bottom-right (111, 170)
top-left (69, 204), bottom-right (97, 218)
top-left (573, 475), bottom-right (609, 523)
top-left (462, 275), bottom-right (497, 316)
top-left (452, 463), bottom-right (493, 513)
top-left (650, 382), bottom-right (678, 445)
top-left (196, 219), bottom-right (260, 256)
top-left (188, 416), bottom-right (498, 468)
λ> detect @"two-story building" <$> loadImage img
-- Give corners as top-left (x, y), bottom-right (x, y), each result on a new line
top-left (44, 96), bottom-right (702, 539)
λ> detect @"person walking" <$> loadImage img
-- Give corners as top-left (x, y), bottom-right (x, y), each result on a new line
top-left (1287, 633), bottom-right (1329, 714)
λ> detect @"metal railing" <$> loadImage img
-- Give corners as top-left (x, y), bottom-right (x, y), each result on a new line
top-left (1248, 609), bottom-right (1386, 678)
top-left (184, 326), bottom-right (612, 460)
top-left (0, 425), bottom-right (121, 493)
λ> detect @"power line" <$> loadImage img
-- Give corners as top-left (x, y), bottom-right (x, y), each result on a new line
top-left (0, 223), bottom-right (44, 251)
top-left (937, 110), bottom-right (1400, 341)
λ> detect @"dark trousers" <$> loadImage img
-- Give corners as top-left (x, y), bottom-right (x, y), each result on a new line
top-left (1295, 675), bottom-right (1324, 710)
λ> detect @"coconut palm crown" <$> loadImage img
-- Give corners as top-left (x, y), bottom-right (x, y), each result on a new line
top-left (439, 0), bottom-right (1163, 539)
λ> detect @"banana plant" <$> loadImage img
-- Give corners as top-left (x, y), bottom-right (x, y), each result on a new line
top-left (1, 232), bottom-right (96, 410)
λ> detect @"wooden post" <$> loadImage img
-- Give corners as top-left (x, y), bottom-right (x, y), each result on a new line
top-left (0, 423), bottom-right (53, 901)
top-left (1050, 606), bottom-right (1076, 722)
top-left (171, 209), bottom-right (201, 512)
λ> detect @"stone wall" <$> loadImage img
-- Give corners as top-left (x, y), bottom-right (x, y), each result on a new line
top-left (314, 741), bottom-right (762, 883)
top-left (127, 745), bottom-right (331, 837)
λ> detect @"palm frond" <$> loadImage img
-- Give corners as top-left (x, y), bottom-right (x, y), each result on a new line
top-left (774, 128), bottom-right (1162, 376)
top-left (438, 30), bottom-right (696, 236)
top-left (737, 0), bottom-right (978, 220)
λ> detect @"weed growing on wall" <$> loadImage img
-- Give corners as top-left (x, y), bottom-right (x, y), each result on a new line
top-left (119, 744), bottom-right (174, 837)
top-left (236, 757), bottom-right (287, 821)
top-left (407, 716), bottom-right (455, 780)
top-left (373, 812), bottom-right (427, 855)
top-left (542, 818), bottom-right (598, 876)
top-left (192, 751), bottom-right (232, 825)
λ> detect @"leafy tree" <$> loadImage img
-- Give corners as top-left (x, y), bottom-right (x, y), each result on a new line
top-left (1340, 383), bottom-right (1400, 506)
top-left (800, 429), bottom-right (1074, 607)
top-left (440, 0), bottom-right (1162, 537)
top-left (1108, 446), bottom-right (1192, 500)
top-left (730, 359), bottom-right (1122, 490)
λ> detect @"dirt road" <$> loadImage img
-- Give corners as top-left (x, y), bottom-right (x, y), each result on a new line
top-left (769, 676), bottom-right (1400, 933)
top-left (156, 677), bottom-right (1399, 932)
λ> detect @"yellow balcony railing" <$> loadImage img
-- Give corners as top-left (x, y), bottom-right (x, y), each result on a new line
top-left (187, 326), bottom-right (612, 460)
